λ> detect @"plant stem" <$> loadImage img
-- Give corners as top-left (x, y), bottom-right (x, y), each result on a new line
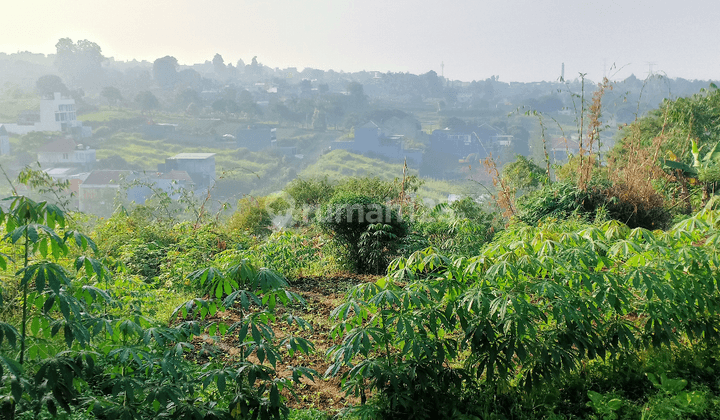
top-left (381, 310), bottom-right (393, 372)
top-left (19, 229), bottom-right (29, 365)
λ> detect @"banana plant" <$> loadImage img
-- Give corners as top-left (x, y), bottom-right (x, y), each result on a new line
top-left (663, 139), bottom-right (720, 206)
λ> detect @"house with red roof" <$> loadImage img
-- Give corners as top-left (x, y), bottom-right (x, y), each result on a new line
top-left (37, 137), bottom-right (95, 168)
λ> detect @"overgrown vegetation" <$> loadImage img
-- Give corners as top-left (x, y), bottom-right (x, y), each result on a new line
top-left (4, 73), bottom-right (720, 420)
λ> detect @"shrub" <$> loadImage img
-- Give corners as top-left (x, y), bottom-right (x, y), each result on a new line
top-left (285, 176), bottom-right (336, 209)
top-left (257, 230), bottom-right (324, 279)
top-left (591, 182), bottom-right (672, 230)
top-left (502, 155), bottom-right (549, 193)
top-left (405, 198), bottom-right (500, 258)
top-left (229, 196), bottom-right (288, 236)
top-left (515, 182), bottom-right (592, 224)
top-left (317, 192), bottom-right (406, 274)
top-left (515, 181), bottom-right (672, 230)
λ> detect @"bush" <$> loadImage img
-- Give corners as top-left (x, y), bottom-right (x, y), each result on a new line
top-left (405, 198), bottom-right (499, 258)
top-left (285, 176), bottom-right (336, 209)
top-left (317, 191), bottom-right (407, 274)
top-left (257, 230), bottom-right (324, 279)
top-left (515, 182), bottom-right (592, 224)
top-left (598, 182), bottom-right (672, 230)
top-left (515, 181), bottom-right (672, 230)
top-left (229, 196), bottom-right (289, 235)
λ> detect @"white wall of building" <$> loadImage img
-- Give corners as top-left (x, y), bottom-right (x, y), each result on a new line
top-left (2, 93), bottom-right (90, 137)
top-left (0, 134), bottom-right (9, 156)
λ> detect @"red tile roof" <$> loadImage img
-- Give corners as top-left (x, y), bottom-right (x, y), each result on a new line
top-left (38, 138), bottom-right (76, 154)
top-left (82, 170), bottom-right (133, 186)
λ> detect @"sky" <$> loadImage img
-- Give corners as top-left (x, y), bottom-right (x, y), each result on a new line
top-left (2, 0), bottom-right (718, 83)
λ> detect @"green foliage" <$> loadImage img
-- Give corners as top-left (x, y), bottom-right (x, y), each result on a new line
top-left (612, 84), bottom-right (720, 171)
top-left (285, 176), bottom-right (336, 209)
top-left (134, 91), bottom-right (160, 113)
top-left (502, 155), bottom-right (549, 193)
top-left (327, 208), bottom-right (720, 417)
top-left (35, 75), bottom-right (69, 97)
top-left (255, 230), bottom-right (325, 279)
top-left (554, 154), bottom-right (608, 185)
top-left (318, 192), bottom-right (407, 274)
top-left (515, 181), bottom-right (593, 224)
top-left (288, 408), bottom-right (330, 420)
top-left (406, 198), bottom-right (499, 258)
top-left (642, 373), bottom-right (709, 419)
top-left (101, 86), bottom-right (123, 107)
top-left (335, 176), bottom-right (422, 202)
top-left (516, 181), bottom-right (672, 230)
top-left (229, 196), bottom-right (289, 236)
top-left (300, 150), bottom-right (457, 203)
top-left (0, 168), bottom-right (316, 420)
top-left (586, 391), bottom-right (624, 419)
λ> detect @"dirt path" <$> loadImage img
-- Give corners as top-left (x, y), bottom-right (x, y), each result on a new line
top-left (189, 273), bottom-right (378, 413)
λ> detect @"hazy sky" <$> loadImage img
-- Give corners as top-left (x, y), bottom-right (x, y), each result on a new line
top-left (2, 0), bottom-right (718, 83)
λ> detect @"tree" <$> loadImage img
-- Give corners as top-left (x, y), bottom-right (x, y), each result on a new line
top-left (317, 192), bottom-right (407, 274)
top-left (300, 79), bottom-right (312, 94)
top-left (248, 56), bottom-right (261, 77)
top-left (312, 109), bottom-right (327, 131)
top-left (422, 70), bottom-right (444, 98)
top-left (35, 75), bottom-right (69, 98)
top-left (175, 88), bottom-right (202, 110)
top-left (346, 82), bottom-right (368, 112)
top-left (528, 95), bottom-right (564, 113)
top-left (54, 38), bottom-right (105, 87)
top-left (502, 155), bottom-right (549, 193)
top-left (508, 125), bottom-right (530, 156)
top-left (152, 56), bottom-right (178, 90)
top-left (135, 91), bottom-right (160, 114)
top-left (212, 98), bottom-right (239, 114)
top-left (186, 102), bottom-right (201, 116)
top-left (237, 89), bottom-right (260, 115)
top-left (100, 86), bottom-right (123, 108)
top-left (212, 53), bottom-right (226, 77)
top-left (438, 116), bottom-right (468, 130)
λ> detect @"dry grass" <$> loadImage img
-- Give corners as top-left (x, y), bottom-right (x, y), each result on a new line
top-left (605, 106), bottom-right (672, 222)
top-left (483, 154), bottom-right (516, 218)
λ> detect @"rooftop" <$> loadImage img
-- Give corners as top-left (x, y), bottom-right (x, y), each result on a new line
top-left (156, 170), bottom-right (194, 182)
top-left (38, 138), bottom-right (77, 154)
top-left (44, 167), bottom-right (76, 176)
top-left (82, 170), bottom-right (132, 186)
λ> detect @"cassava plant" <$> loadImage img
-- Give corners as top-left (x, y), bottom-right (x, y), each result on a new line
top-left (327, 207), bottom-right (720, 416)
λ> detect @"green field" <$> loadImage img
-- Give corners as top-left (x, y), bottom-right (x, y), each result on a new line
top-left (299, 149), bottom-right (477, 203)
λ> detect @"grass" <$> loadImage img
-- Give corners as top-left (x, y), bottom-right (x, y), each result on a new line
top-left (78, 107), bottom-right (144, 123)
top-left (300, 149), bottom-right (475, 203)
top-left (94, 132), bottom-right (186, 168)
top-left (0, 94), bottom-right (39, 122)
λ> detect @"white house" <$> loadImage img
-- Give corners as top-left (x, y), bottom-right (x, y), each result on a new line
top-left (2, 93), bottom-right (91, 137)
top-left (37, 138), bottom-right (96, 168)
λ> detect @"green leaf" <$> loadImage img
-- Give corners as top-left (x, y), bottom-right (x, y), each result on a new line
top-left (269, 384), bottom-right (280, 407)
top-left (217, 372), bottom-right (226, 393)
top-left (11, 376), bottom-right (22, 402)
top-left (30, 317), bottom-right (40, 336)
top-left (606, 398), bottom-right (623, 411)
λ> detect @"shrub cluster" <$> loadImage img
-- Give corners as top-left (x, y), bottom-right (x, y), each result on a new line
top-left (516, 181), bottom-right (672, 229)
top-left (317, 191), bottom-right (407, 274)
